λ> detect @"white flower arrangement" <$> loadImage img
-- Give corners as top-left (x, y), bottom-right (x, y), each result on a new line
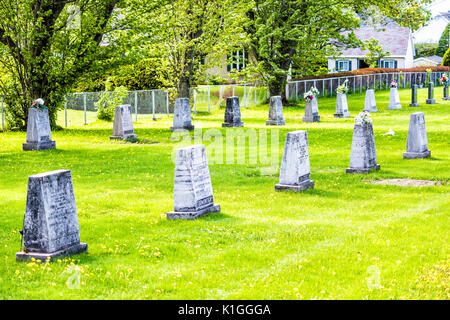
top-left (303, 86), bottom-right (319, 102)
top-left (31, 98), bottom-right (48, 109)
top-left (355, 111), bottom-right (372, 125)
top-left (336, 79), bottom-right (349, 94)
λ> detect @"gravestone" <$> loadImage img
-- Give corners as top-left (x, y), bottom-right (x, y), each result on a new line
top-left (275, 130), bottom-right (314, 192)
top-left (409, 85), bottom-right (420, 107)
top-left (23, 108), bottom-right (56, 151)
top-left (363, 89), bottom-right (377, 112)
top-left (167, 145), bottom-right (220, 219)
top-left (388, 88), bottom-right (402, 109)
top-left (110, 104), bottom-right (137, 140)
top-left (426, 82), bottom-right (436, 104)
top-left (403, 112), bottom-right (431, 159)
top-left (443, 85), bottom-right (449, 100)
top-left (222, 96), bottom-right (244, 127)
top-left (16, 170), bottom-right (87, 261)
top-left (266, 96), bottom-right (285, 125)
top-left (334, 93), bottom-right (351, 118)
top-left (346, 122), bottom-right (380, 174)
top-left (303, 96), bottom-right (320, 122)
top-left (171, 98), bottom-right (194, 131)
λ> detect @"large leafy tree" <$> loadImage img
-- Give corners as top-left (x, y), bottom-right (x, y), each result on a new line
top-left (245, 0), bottom-right (431, 98)
top-left (127, 0), bottom-right (248, 99)
top-left (435, 23), bottom-right (449, 57)
top-left (0, 0), bottom-right (120, 129)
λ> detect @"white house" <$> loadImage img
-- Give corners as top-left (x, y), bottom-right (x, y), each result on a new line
top-left (413, 55), bottom-right (443, 67)
top-left (327, 25), bottom-right (415, 72)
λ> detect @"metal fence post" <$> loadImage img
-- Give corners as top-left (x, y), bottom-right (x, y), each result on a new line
top-left (166, 90), bottom-right (169, 116)
top-left (134, 91), bottom-right (138, 122)
top-left (244, 84), bottom-right (247, 108)
top-left (254, 83), bottom-right (257, 107)
top-left (232, 85), bottom-right (235, 96)
top-left (64, 100), bottom-right (67, 128)
top-left (152, 90), bottom-right (156, 121)
top-left (219, 85), bottom-right (223, 107)
top-left (83, 92), bottom-right (87, 125)
top-left (194, 89), bottom-right (197, 116)
top-left (296, 82), bottom-right (298, 100)
top-left (208, 85), bottom-right (211, 112)
top-left (1, 95), bottom-right (4, 131)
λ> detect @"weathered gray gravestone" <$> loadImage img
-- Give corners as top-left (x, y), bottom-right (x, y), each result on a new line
top-left (23, 108), bottom-right (56, 151)
top-left (334, 93), bottom-right (351, 118)
top-left (363, 89), bottom-right (378, 112)
top-left (222, 96), bottom-right (244, 127)
top-left (388, 88), bottom-right (402, 109)
top-left (346, 122), bottom-right (380, 174)
top-left (303, 96), bottom-right (320, 122)
top-left (410, 85), bottom-right (420, 107)
top-left (167, 145), bottom-right (220, 220)
top-left (403, 112), bottom-right (431, 159)
top-left (426, 82), bottom-right (436, 104)
top-left (266, 96), bottom-right (286, 125)
top-left (443, 85), bottom-right (449, 100)
top-left (171, 98), bottom-right (194, 131)
top-left (16, 170), bottom-right (87, 261)
top-left (275, 130), bottom-right (314, 192)
top-left (110, 104), bottom-right (138, 140)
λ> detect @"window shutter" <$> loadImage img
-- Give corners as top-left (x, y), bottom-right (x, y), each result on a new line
top-left (380, 60), bottom-right (384, 68)
top-left (349, 61), bottom-right (352, 71)
top-left (335, 60), bottom-right (339, 71)
top-left (376, 59), bottom-right (380, 68)
top-left (394, 60), bottom-right (398, 69)
top-left (227, 55), bottom-right (231, 72)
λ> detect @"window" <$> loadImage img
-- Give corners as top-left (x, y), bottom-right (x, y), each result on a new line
top-left (227, 49), bottom-right (248, 72)
top-left (336, 60), bottom-right (351, 72)
top-left (381, 60), bottom-right (397, 68)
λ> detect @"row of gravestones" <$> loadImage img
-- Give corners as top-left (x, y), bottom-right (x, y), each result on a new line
top-left (16, 109), bottom-right (431, 262)
top-left (22, 82), bottom-right (447, 149)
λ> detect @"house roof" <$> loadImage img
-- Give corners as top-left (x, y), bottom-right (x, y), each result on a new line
top-left (340, 26), bottom-right (412, 57)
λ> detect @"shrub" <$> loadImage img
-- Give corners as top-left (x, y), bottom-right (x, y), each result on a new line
top-left (443, 48), bottom-right (450, 67)
top-left (415, 43), bottom-right (438, 58)
top-left (96, 81), bottom-right (129, 121)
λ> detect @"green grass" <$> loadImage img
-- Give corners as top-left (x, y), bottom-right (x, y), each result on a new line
top-left (0, 87), bottom-right (448, 299)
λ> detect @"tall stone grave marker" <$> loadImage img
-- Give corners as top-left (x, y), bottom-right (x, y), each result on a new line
top-left (303, 96), bottom-right (320, 122)
top-left (266, 96), bottom-right (285, 125)
top-left (409, 85), bottom-right (419, 107)
top-left (167, 145), bottom-right (220, 220)
top-left (110, 104), bottom-right (137, 140)
top-left (388, 87), bottom-right (402, 109)
top-left (16, 170), bottom-right (87, 261)
top-left (363, 89), bottom-right (377, 112)
top-left (346, 113), bottom-right (380, 174)
top-left (171, 98), bottom-right (194, 131)
top-left (275, 130), bottom-right (314, 192)
top-left (403, 112), bottom-right (431, 159)
top-left (222, 96), bottom-right (244, 127)
top-left (426, 82), bottom-right (436, 104)
top-left (23, 108), bottom-right (56, 151)
top-left (334, 93), bottom-right (351, 118)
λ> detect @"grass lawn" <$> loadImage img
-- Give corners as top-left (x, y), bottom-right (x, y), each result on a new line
top-left (0, 87), bottom-right (448, 299)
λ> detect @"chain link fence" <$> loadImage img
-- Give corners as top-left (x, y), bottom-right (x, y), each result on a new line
top-left (286, 71), bottom-right (448, 101)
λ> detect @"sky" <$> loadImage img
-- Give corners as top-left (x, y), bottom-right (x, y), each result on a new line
top-left (413, 0), bottom-right (450, 44)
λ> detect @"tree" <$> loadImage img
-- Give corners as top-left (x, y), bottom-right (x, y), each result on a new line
top-left (435, 23), bottom-right (449, 57)
top-left (415, 43), bottom-right (438, 58)
top-left (364, 38), bottom-right (390, 68)
top-left (127, 0), bottom-right (248, 99)
top-left (245, 0), bottom-right (430, 99)
top-left (443, 48), bottom-right (450, 66)
top-left (0, 0), bottom-right (121, 129)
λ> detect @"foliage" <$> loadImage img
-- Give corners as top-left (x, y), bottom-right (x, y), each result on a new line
top-left (415, 42), bottom-right (438, 58)
top-left (435, 23), bottom-right (449, 57)
top-left (443, 48), bottom-right (450, 67)
top-left (126, 0), bottom-right (248, 98)
top-left (0, 0), bottom-right (121, 129)
top-left (245, 0), bottom-right (430, 99)
top-left (95, 81), bottom-right (129, 121)
top-left (363, 38), bottom-right (390, 68)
